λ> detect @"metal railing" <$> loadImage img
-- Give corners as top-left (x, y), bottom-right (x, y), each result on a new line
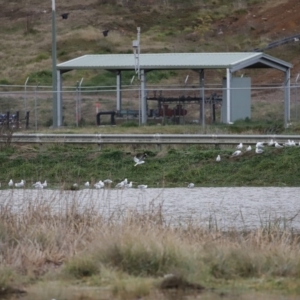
top-left (252, 33), bottom-right (300, 52)
top-left (1, 133), bottom-right (299, 146)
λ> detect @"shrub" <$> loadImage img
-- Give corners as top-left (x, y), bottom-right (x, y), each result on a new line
top-left (64, 256), bottom-right (100, 279)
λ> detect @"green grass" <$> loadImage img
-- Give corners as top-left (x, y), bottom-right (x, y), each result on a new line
top-left (0, 141), bottom-right (300, 188)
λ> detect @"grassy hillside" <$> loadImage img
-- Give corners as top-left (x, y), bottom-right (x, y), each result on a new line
top-left (0, 0), bottom-right (299, 86)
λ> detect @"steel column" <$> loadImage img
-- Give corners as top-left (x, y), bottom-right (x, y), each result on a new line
top-left (57, 70), bottom-right (63, 126)
top-left (284, 68), bottom-right (291, 128)
top-left (51, 0), bottom-right (58, 127)
top-left (141, 69), bottom-right (147, 124)
top-left (226, 68), bottom-right (231, 124)
top-left (199, 69), bottom-right (205, 127)
top-left (116, 71), bottom-right (122, 111)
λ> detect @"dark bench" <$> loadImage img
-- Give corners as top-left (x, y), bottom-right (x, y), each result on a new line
top-left (96, 111), bottom-right (116, 125)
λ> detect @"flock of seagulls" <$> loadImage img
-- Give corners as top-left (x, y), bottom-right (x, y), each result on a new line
top-left (8, 178), bottom-right (147, 190)
top-left (7, 154), bottom-right (149, 190)
top-left (225, 139), bottom-right (297, 159)
top-left (32, 180), bottom-right (47, 189)
top-left (79, 178), bottom-right (147, 190)
top-left (6, 140), bottom-right (296, 190)
top-left (187, 138), bottom-right (298, 189)
top-left (8, 179), bottom-right (47, 189)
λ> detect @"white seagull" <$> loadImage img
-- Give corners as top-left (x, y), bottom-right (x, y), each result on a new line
top-left (133, 156), bottom-right (145, 166)
top-left (125, 181), bottom-right (133, 188)
top-left (137, 185), bottom-right (147, 189)
top-left (284, 140), bottom-right (292, 147)
top-left (187, 183), bottom-right (194, 188)
top-left (84, 181), bottom-right (90, 188)
top-left (236, 143), bottom-right (243, 150)
top-left (42, 180), bottom-right (47, 188)
top-left (103, 179), bottom-right (113, 184)
top-left (231, 150), bottom-right (242, 157)
top-left (268, 139), bottom-right (274, 146)
top-left (15, 180), bottom-right (25, 188)
top-left (94, 180), bottom-right (104, 189)
top-left (256, 142), bottom-right (264, 148)
top-left (216, 155), bottom-right (221, 162)
top-left (8, 179), bottom-right (13, 187)
top-left (275, 142), bottom-right (283, 148)
top-left (246, 145), bottom-right (252, 151)
top-left (284, 140), bottom-right (296, 147)
top-left (33, 181), bottom-right (43, 189)
top-left (115, 180), bottom-right (126, 189)
top-left (255, 147), bottom-right (264, 154)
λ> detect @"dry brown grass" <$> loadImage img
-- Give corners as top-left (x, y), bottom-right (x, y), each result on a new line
top-left (1, 191), bottom-right (300, 299)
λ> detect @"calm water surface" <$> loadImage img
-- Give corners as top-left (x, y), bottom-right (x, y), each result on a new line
top-left (1, 187), bottom-right (300, 229)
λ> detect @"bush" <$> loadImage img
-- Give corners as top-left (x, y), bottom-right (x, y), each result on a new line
top-left (64, 256), bottom-right (100, 279)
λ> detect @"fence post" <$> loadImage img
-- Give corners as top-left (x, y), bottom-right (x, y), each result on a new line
top-left (25, 111), bottom-right (30, 129)
top-left (16, 111), bottom-right (19, 129)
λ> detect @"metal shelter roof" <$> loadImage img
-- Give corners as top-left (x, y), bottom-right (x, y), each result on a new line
top-left (57, 52), bottom-right (292, 73)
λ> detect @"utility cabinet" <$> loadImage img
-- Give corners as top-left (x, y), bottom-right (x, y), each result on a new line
top-left (221, 77), bottom-right (251, 123)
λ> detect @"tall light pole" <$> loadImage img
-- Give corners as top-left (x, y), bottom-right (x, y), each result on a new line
top-left (52, 0), bottom-right (58, 127)
top-left (133, 27), bottom-right (146, 125)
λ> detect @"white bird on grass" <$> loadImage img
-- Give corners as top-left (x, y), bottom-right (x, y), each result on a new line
top-left (125, 181), bottom-right (134, 188)
top-left (33, 181), bottom-right (43, 189)
top-left (133, 155), bottom-right (146, 166)
top-left (284, 140), bottom-right (296, 147)
top-left (255, 147), bottom-right (264, 154)
top-left (15, 180), bottom-right (25, 188)
top-left (268, 139), bottom-right (274, 146)
top-left (256, 142), bottom-right (264, 148)
top-left (42, 180), bottom-right (47, 188)
top-left (246, 145), bottom-right (252, 151)
top-left (137, 185), bottom-right (147, 189)
top-left (284, 140), bottom-right (292, 147)
top-left (187, 183), bottom-right (194, 188)
top-left (94, 180), bottom-right (104, 189)
top-left (84, 181), bottom-right (90, 188)
top-left (275, 142), bottom-right (283, 148)
top-left (236, 143), bottom-right (243, 150)
top-left (115, 180), bottom-right (126, 189)
top-left (8, 179), bottom-right (13, 187)
top-left (216, 155), bottom-right (221, 162)
top-left (231, 150), bottom-right (242, 157)
top-left (104, 179), bottom-right (113, 184)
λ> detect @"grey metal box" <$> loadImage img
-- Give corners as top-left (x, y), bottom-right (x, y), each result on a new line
top-left (221, 77), bottom-right (251, 123)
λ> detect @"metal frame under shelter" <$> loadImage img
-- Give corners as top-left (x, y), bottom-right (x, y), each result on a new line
top-left (56, 52), bottom-right (292, 127)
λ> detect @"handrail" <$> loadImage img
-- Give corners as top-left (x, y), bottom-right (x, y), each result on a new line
top-left (0, 133), bottom-right (299, 145)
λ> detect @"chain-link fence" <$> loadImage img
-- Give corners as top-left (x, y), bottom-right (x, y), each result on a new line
top-left (0, 83), bottom-right (298, 130)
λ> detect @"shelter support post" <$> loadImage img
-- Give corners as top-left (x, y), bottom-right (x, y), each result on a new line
top-left (57, 70), bottom-right (63, 126)
top-left (116, 71), bottom-right (122, 111)
top-left (52, 1), bottom-right (57, 127)
top-left (284, 68), bottom-right (290, 128)
top-left (141, 69), bottom-right (147, 124)
top-left (199, 69), bottom-right (205, 127)
top-left (226, 68), bottom-right (231, 124)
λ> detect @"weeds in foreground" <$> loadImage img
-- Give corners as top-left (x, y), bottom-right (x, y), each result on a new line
top-left (0, 192), bottom-right (300, 299)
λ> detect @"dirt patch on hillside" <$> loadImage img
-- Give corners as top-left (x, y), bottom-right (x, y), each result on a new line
top-left (217, 0), bottom-right (300, 82)
top-left (219, 0), bottom-right (300, 40)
